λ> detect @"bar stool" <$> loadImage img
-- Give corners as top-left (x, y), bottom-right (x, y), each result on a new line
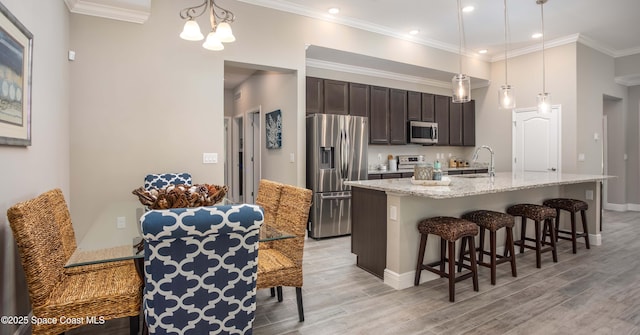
top-left (543, 198), bottom-right (590, 254)
top-left (414, 216), bottom-right (479, 302)
top-left (459, 210), bottom-right (517, 285)
top-left (506, 204), bottom-right (558, 268)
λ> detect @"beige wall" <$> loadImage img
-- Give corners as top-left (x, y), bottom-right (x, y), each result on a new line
top-left (615, 53), bottom-right (640, 78)
top-left (475, 43), bottom-right (578, 172)
top-left (231, 70), bottom-right (298, 186)
top-left (0, 0), bottom-right (70, 331)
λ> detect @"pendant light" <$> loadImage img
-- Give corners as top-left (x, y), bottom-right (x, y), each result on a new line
top-left (452, 0), bottom-right (470, 103)
top-left (498, 0), bottom-right (516, 109)
top-left (536, 0), bottom-right (551, 113)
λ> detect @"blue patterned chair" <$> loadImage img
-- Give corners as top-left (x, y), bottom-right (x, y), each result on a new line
top-left (141, 204), bottom-right (264, 335)
top-left (144, 172), bottom-right (193, 190)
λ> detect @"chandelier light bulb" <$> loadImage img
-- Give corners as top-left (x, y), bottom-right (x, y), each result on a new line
top-left (180, 20), bottom-right (204, 41)
top-left (216, 22), bottom-right (236, 43)
top-left (537, 92), bottom-right (551, 113)
top-left (202, 31), bottom-right (224, 50)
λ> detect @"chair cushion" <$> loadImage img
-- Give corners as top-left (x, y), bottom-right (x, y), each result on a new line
top-left (507, 204), bottom-right (556, 221)
top-left (543, 198), bottom-right (588, 212)
top-left (462, 210), bottom-right (514, 231)
top-left (417, 216), bottom-right (478, 241)
top-left (144, 172), bottom-right (192, 190)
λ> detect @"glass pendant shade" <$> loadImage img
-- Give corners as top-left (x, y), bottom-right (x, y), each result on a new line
top-left (537, 92), bottom-right (551, 113)
top-left (452, 74), bottom-right (471, 103)
top-left (216, 22), bottom-right (236, 43)
top-left (498, 84), bottom-right (516, 109)
top-left (180, 20), bottom-right (204, 41)
top-left (202, 32), bottom-right (224, 51)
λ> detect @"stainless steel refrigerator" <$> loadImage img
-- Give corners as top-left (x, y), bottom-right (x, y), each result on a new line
top-left (306, 114), bottom-right (368, 238)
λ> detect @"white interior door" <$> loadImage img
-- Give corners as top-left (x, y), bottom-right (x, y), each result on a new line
top-left (243, 107), bottom-right (261, 203)
top-left (512, 105), bottom-right (561, 174)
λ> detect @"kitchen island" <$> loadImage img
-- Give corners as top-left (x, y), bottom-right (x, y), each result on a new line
top-left (345, 172), bottom-right (609, 290)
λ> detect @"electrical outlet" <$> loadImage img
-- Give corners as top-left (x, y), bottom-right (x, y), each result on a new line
top-left (389, 205), bottom-right (397, 221)
top-left (290, 153), bottom-right (295, 162)
top-left (586, 190), bottom-right (594, 200)
top-left (116, 216), bottom-right (126, 229)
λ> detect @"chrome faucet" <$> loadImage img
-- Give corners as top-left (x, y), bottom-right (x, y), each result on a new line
top-left (472, 145), bottom-right (495, 177)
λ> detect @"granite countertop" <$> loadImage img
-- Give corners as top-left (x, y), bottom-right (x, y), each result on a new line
top-left (346, 172), bottom-right (610, 199)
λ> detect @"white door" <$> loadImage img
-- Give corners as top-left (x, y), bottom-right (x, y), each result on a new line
top-left (243, 108), bottom-right (261, 203)
top-left (512, 105), bottom-right (561, 174)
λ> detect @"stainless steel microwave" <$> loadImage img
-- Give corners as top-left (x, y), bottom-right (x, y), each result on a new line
top-left (408, 121), bottom-right (438, 144)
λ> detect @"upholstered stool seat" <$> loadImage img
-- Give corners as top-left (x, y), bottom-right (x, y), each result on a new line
top-left (543, 198), bottom-right (590, 254)
top-left (507, 204), bottom-right (558, 268)
top-left (460, 210), bottom-right (517, 285)
top-left (415, 216), bottom-right (479, 302)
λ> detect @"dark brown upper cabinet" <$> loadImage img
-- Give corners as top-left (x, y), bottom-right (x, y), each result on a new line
top-left (306, 77), bottom-right (323, 115)
top-left (389, 89), bottom-right (408, 144)
top-left (369, 86), bottom-right (390, 144)
top-left (463, 100), bottom-right (476, 146)
top-left (349, 82), bottom-right (370, 117)
top-left (323, 80), bottom-right (349, 115)
top-left (421, 93), bottom-right (435, 122)
top-left (407, 91), bottom-right (422, 121)
top-left (449, 101), bottom-right (464, 146)
top-left (434, 95), bottom-right (450, 146)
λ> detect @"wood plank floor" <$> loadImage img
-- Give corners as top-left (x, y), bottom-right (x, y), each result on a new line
top-left (70, 210), bottom-right (640, 335)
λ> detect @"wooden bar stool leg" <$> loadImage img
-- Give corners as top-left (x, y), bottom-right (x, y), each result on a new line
top-left (549, 219), bottom-right (558, 262)
top-left (468, 236), bottom-right (479, 292)
top-left (478, 227), bottom-right (486, 264)
top-left (414, 233), bottom-right (428, 286)
top-left (534, 220), bottom-right (542, 268)
top-left (506, 226), bottom-right (517, 277)
top-left (440, 238), bottom-right (446, 276)
top-left (555, 209), bottom-right (561, 243)
top-left (519, 217), bottom-right (527, 254)
top-left (581, 210), bottom-right (590, 249)
top-left (490, 230), bottom-right (497, 285)
top-left (457, 235), bottom-right (467, 273)
top-left (570, 211), bottom-right (578, 253)
top-left (448, 240), bottom-right (456, 302)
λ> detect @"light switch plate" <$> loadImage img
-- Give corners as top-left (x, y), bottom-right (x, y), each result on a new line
top-left (116, 216), bottom-right (126, 229)
top-left (203, 153), bottom-right (218, 164)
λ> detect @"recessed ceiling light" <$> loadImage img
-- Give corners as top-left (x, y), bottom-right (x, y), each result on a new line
top-left (462, 6), bottom-right (475, 12)
top-left (409, 29), bottom-right (420, 35)
top-left (328, 7), bottom-right (340, 15)
top-left (478, 49), bottom-right (488, 54)
top-left (532, 33), bottom-right (543, 39)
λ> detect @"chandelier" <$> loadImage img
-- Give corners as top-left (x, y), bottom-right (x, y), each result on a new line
top-left (179, 0), bottom-right (236, 51)
top-left (452, 0), bottom-right (470, 103)
top-left (536, 0), bottom-right (551, 113)
top-left (498, 0), bottom-right (516, 109)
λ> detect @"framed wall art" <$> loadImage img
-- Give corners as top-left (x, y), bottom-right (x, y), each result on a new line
top-left (265, 109), bottom-right (282, 149)
top-left (0, 2), bottom-right (33, 146)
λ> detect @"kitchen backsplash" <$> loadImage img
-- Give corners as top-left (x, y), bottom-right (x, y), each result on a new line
top-left (368, 145), bottom-right (476, 170)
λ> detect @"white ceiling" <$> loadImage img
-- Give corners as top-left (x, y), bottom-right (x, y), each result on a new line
top-left (68, 0), bottom-right (640, 88)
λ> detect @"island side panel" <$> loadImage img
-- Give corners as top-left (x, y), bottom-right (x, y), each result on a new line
top-left (351, 186), bottom-right (387, 278)
top-left (386, 186), bottom-right (561, 290)
top-left (559, 181), bottom-right (602, 245)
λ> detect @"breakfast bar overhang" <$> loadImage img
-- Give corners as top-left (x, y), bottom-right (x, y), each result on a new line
top-left (345, 172), bottom-right (609, 290)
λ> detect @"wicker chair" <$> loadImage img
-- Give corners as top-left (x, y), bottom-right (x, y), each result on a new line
top-left (256, 184), bottom-right (313, 322)
top-left (143, 172), bottom-right (192, 190)
top-left (255, 179), bottom-right (284, 230)
top-left (43, 188), bottom-right (133, 275)
top-left (7, 190), bottom-right (142, 335)
top-left (142, 204), bottom-right (264, 334)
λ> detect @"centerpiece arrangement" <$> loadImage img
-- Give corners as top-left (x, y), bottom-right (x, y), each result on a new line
top-left (132, 184), bottom-right (227, 209)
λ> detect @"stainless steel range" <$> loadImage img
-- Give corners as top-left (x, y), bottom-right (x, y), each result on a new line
top-left (397, 154), bottom-right (425, 170)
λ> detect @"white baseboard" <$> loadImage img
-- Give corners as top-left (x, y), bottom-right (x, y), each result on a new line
top-left (605, 203), bottom-right (640, 212)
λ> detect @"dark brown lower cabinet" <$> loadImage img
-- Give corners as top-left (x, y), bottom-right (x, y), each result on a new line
top-left (351, 187), bottom-right (387, 279)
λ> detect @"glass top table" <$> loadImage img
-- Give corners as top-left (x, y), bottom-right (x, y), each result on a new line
top-left (65, 200), bottom-right (294, 268)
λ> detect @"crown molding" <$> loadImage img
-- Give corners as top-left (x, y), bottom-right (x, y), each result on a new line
top-left (64, 0), bottom-right (151, 24)
top-left (614, 74), bottom-right (640, 87)
top-left (306, 58), bottom-right (452, 89)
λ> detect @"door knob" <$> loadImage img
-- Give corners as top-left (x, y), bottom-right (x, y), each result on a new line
top-left (548, 167), bottom-right (557, 171)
